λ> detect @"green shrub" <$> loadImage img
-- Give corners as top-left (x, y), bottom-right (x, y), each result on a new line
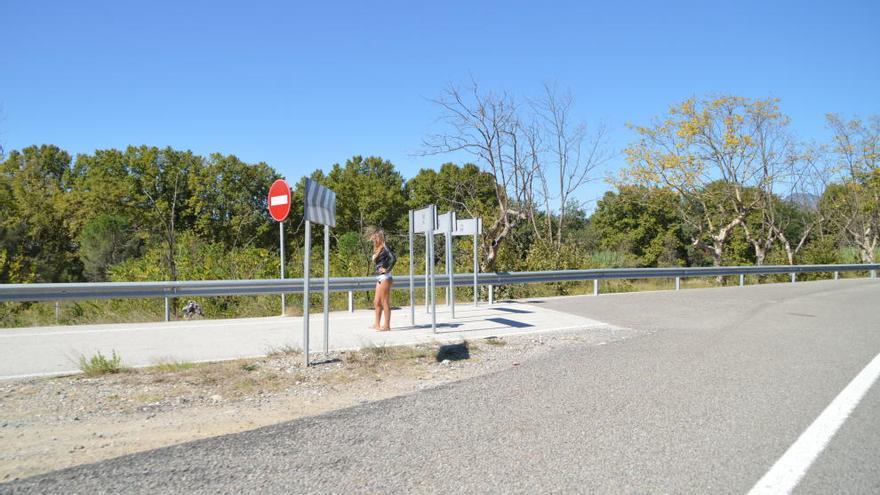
top-left (78, 350), bottom-right (124, 376)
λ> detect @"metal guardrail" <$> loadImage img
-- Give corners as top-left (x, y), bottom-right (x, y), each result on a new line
top-left (0, 264), bottom-right (877, 304)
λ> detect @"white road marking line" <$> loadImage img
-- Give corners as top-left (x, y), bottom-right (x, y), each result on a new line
top-left (747, 351), bottom-right (880, 495)
top-left (269, 194), bottom-right (288, 206)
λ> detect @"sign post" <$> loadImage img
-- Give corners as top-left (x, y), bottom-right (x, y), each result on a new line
top-left (435, 211), bottom-right (455, 318)
top-left (476, 218), bottom-right (481, 306)
top-left (429, 205), bottom-right (436, 332)
top-left (425, 240), bottom-right (430, 313)
top-left (302, 178), bottom-right (337, 366)
top-left (267, 179), bottom-right (292, 316)
top-left (303, 219), bottom-right (311, 364)
top-left (453, 217), bottom-right (482, 307)
top-left (412, 205), bottom-right (436, 332)
top-left (408, 210), bottom-right (415, 326)
top-left (280, 222), bottom-right (285, 314)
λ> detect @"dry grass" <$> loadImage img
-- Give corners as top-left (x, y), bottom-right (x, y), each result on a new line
top-left (86, 341), bottom-right (460, 405)
top-left (148, 359), bottom-right (198, 373)
top-left (266, 345), bottom-right (301, 357)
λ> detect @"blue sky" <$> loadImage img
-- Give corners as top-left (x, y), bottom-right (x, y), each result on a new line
top-left (2, 0), bottom-right (878, 207)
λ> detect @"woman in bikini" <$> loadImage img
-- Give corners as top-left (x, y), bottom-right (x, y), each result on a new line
top-left (370, 229), bottom-right (395, 331)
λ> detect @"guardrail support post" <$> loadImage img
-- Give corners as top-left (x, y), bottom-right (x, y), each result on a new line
top-left (834, 271), bottom-right (839, 280)
top-left (55, 301), bottom-right (61, 323)
top-left (675, 277), bottom-right (680, 291)
top-left (593, 279), bottom-right (599, 296)
top-left (164, 297), bottom-right (170, 322)
top-left (348, 291), bottom-right (354, 313)
top-left (488, 285), bottom-right (494, 305)
top-left (872, 270), bottom-right (877, 279)
top-left (739, 274), bottom-right (744, 287)
top-left (791, 273), bottom-right (796, 283)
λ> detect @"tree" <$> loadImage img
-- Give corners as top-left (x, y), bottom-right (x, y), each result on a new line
top-left (406, 162), bottom-right (497, 221)
top-left (0, 145), bottom-right (79, 283)
top-left (531, 83), bottom-right (609, 249)
top-left (772, 163), bottom-right (827, 266)
top-left (623, 96), bottom-right (787, 267)
top-left (423, 82), bottom-right (539, 270)
top-left (78, 214), bottom-right (142, 281)
top-left (187, 153), bottom-right (278, 251)
top-left (736, 110), bottom-right (829, 266)
top-left (821, 114), bottom-right (879, 263)
top-left (591, 185), bottom-right (686, 267)
top-left (63, 148), bottom-right (141, 237)
top-left (127, 146), bottom-right (200, 282)
top-left (320, 155), bottom-right (407, 235)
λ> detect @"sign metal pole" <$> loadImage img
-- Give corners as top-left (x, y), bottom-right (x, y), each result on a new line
top-left (300, 177), bottom-right (336, 366)
top-left (268, 179), bottom-right (291, 317)
top-left (303, 220), bottom-right (311, 366)
top-left (323, 224), bottom-right (330, 355)
top-left (280, 221), bottom-right (286, 316)
top-left (425, 233), bottom-right (430, 314)
top-left (445, 230), bottom-right (450, 306)
top-left (448, 212), bottom-right (455, 318)
top-left (474, 218), bottom-right (480, 307)
top-left (409, 210), bottom-right (415, 326)
top-left (429, 205), bottom-right (436, 333)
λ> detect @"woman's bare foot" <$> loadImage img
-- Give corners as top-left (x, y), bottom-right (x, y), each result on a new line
top-left (378, 326), bottom-right (391, 332)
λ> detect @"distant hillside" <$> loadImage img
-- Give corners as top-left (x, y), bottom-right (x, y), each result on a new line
top-left (786, 192), bottom-right (819, 210)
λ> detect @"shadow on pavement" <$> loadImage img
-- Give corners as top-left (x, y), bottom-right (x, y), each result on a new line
top-left (485, 317), bottom-right (534, 329)
top-left (491, 307), bottom-right (534, 314)
top-left (436, 342), bottom-right (470, 362)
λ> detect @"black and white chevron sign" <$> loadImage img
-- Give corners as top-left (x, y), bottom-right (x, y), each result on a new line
top-left (304, 178), bottom-right (336, 227)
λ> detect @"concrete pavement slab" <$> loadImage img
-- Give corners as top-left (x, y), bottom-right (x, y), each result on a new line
top-left (0, 301), bottom-right (612, 380)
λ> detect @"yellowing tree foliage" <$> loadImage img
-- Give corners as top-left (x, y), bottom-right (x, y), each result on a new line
top-left (622, 96), bottom-right (789, 267)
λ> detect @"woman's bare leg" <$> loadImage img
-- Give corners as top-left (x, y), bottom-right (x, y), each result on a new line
top-left (381, 279), bottom-right (393, 329)
top-left (373, 283), bottom-right (382, 329)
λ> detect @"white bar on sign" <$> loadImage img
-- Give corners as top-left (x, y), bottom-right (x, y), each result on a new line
top-left (270, 195), bottom-right (289, 206)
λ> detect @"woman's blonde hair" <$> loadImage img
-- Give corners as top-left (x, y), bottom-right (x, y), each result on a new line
top-left (370, 229), bottom-right (386, 260)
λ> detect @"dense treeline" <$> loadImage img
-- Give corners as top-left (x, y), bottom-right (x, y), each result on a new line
top-left (1, 91), bottom-right (878, 323)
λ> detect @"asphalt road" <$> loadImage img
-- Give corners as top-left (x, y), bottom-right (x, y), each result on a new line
top-left (2, 279), bottom-right (879, 494)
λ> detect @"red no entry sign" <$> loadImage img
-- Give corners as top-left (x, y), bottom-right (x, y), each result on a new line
top-left (268, 179), bottom-right (291, 222)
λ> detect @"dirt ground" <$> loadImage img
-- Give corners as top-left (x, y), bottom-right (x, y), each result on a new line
top-left (0, 332), bottom-right (596, 482)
